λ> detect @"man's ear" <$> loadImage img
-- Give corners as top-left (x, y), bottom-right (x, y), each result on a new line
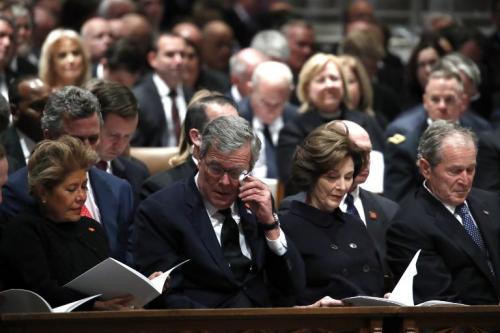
top-left (147, 51), bottom-right (157, 69)
top-left (419, 158), bottom-right (431, 179)
top-left (189, 128), bottom-right (201, 147)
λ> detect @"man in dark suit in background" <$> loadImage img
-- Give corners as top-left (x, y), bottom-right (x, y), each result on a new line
top-left (132, 32), bottom-right (192, 147)
top-left (133, 116), bottom-right (304, 308)
top-left (0, 86), bottom-right (134, 264)
top-left (1, 77), bottom-right (49, 173)
top-left (384, 68), bottom-right (491, 202)
top-left (279, 120), bottom-right (398, 269)
top-left (387, 120), bottom-right (500, 305)
top-left (140, 92), bottom-right (238, 200)
top-left (239, 61), bottom-right (298, 179)
top-left (86, 79), bottom-right (149, 207)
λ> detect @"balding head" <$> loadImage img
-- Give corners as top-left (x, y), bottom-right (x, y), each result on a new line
top-left (201, 20), bottom-right (234, 72)
top-left (81, 17), bottom-right (113, 62)
top-left (342, 120), bottom-right (372, 186)
top-left (120, 13), bottom-right (152, 54)
top-left (173, 22), bottom-right (202, 48)
top-left (229, 47), bottom-right (269, 97)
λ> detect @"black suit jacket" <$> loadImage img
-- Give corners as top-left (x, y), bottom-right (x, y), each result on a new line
top-left (386, 187), bottom-right (500, 305)
top-left (474, 127), bottom-right (500, 194)
top-left (278, 189), bottom-right (398, 265)
top-left (280, 201), bottom-right (384, 304)
top-left (277, 107), bottom-right (385, 195)
top-left (132, 177), bottom-right (305, 308)
top-left (131, 73), bottom-right (193, 147)
top-left (0, 126), bottom-right (26, 173)
top-left (384, 105), bottom-right (492, 202)
top-left (111, 156), bottom-right (149, 207)
top-left (140, 157), bottom-right (197, 200)
top-left (0, 167), bottom-right (134, 264)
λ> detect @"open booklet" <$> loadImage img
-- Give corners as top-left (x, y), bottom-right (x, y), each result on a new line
top-left (0, 289), bottom-right (100, 313)
top-left (343, 250), bottom-right (467, 307)
top-left (64, 258), bottom-right (189, 308)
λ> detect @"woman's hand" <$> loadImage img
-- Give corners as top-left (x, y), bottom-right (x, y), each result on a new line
top-left (295, 296), bottom-right (344, 308)
top-left (93, 294), bottom-right (135, 311)
top-left (148, 271), bottom-right (170, 292)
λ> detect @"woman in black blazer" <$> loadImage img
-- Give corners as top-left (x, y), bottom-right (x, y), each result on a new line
top-left (280, 120), bottom-right (385, 306)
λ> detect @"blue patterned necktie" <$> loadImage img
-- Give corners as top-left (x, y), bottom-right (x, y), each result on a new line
top-left (455, 203), bottom-right (486, 251)
top-left (455, 203), bottom-right (495, 276)
top-left (345, 193), bottom-right (360, 218)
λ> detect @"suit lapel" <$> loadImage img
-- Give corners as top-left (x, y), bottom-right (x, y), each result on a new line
top-left (419, 189), bottom-right (496, 286)
top-left (185, 178), bottom-right (234, 279)
top-left (89, 168), bottom-right (118, 238)
top-left (359, 189), bottom-right (386, 251)
top-left (467, 193), bottom-right (500, 285)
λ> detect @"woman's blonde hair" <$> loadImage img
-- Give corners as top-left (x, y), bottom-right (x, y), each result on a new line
top-left (338, 55), bottom-right (374, 116)
top-left (39, 29), bottom-right (91, 89)
top-left (28, 135), bottom-right (97, 198)
top-left (296, 53), bottom-right (350, 113)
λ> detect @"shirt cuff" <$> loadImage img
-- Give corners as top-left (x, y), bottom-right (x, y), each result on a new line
top-left (265, 228), bottom-right (288, 256)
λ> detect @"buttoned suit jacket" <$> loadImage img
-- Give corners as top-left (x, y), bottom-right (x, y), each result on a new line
top-left (278, 189), bottom-right (398, 262)
top-left (131, 73), bottom-right (193, 147)
top-left (0, 126), bottom-right (26, 173)
top-left (384, 105), bottom-right (492, 202)
top-left (280, 201), bottom-right (385, 305)
top-left (132, 177), bottom-right (305, 308)
top-left (111, 156), bottom-right (149, 207)
top-left (140, 157), bottom-right (197, 200)
top-left (386, 187), bottom-right (500, 305)
top-left (0, 166), bottom-right (134, 264)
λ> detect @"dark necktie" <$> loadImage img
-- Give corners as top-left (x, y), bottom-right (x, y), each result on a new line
top-left (262, 125), bottom-right (277, 178)
top-left (455, 203), bottom-right (495, 275)
top-left (169, 90), bottom-right (181, 145)
top-left (345, 193), bottom-right (360, 218)
top-left (219, 209), bottom-right (251, 281)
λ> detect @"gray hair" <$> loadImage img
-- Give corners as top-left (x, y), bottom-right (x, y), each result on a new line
top-left (251, 61), bottom-right (294, 91)
top-left (417, 120), bottom-right (477, 168)
top-left (41, 86), bottom-right (102, 137)
top-left (200, 116), bottom-right (261, 170)
top-left (427, 68), bottom-right (464, 94)
top-left (250, 30), bottom-right (289, 61)
top-left (439, 53), bottom-right (481, 93)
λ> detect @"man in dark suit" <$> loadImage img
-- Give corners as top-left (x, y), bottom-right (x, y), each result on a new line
top-left (384, 68), bottom-right (492, 202)
top-left (474, 126), bottom-right (500, 194)
top-left (133, 116), bottom-right (304, 308)
top-left (0, 77), bottom-right (49, 173)
top-left (279, 120), bottom-right (398, 271)
top-left (140, 92), bottom-right (238, 200)
top-left (131, 32), bottom-right (193, 147)
top-left (0, 86), bottom-right (134, 264)
top-left (386, 120), bottom-right (500, 305)
top-left (86, 79), bottom-right (149, 206)
top-left (239, 61), bottom-right (298, 179)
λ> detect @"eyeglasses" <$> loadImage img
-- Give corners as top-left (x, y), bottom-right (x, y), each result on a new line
top-left (205, 161), bottom-right (247, 180)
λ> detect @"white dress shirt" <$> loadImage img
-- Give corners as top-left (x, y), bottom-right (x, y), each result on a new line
top-left (251, 116), bottom-right (283, 179)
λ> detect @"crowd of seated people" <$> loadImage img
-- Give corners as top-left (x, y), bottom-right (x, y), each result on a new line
top-left (0, 0), bottom-right (500, 312)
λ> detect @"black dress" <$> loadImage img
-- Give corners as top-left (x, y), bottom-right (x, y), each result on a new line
top-left (280, 200), bottom-right (384, 305)
top-left (0, 212), bottom-right (109, 308)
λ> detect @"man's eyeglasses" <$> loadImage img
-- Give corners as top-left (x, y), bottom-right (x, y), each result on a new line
top-left (205, 162), bottom-right (247, 180)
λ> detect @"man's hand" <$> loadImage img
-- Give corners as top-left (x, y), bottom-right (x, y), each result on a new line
top-left (295, 296), bottom-right (344, 308)
top-left (238, 175), bottom-right (279, 239)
